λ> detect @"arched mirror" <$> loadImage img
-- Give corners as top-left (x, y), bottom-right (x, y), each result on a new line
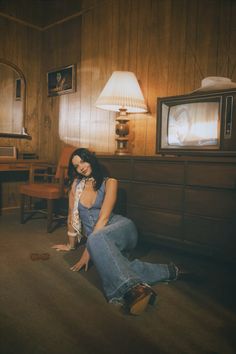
top-left (0, 59), bottom-right (31, 139)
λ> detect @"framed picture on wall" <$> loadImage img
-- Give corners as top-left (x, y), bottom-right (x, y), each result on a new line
top-left (47, 64), bottom-right (76, 97)
top-left (15, 78), bottom-right (22, 100)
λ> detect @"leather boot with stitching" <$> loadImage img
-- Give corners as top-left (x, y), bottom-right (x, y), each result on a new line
top-left (123, 283), bottom-right (157, 315)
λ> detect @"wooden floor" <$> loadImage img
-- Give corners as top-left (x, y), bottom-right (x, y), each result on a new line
top-left (0, 211), bottom-right (236, 354)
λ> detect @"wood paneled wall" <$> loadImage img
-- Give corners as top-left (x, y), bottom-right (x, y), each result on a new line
top-left (1, 0), bottom-right (236, 161)
top-left (82, 0), bottom-right (236, 155)
top-left (41, 0), bottom-right (236, 161)
top-left (0, 13), bottom-right (42, 210)
top-left (0, 16), bottom-right (42, 156)
top-left (0, 0), bottom-right (236, 210)
top-left (40, 15), bottom-right (82, 162)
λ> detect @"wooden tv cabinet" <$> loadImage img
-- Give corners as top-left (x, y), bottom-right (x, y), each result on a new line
top-left (98, 155), bottom-right (236, 262)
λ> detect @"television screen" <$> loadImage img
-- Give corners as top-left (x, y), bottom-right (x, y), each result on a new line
top-left (157, 90), bottom-right (236, 156)
top-left (167, 102), bottom-right (220, 147)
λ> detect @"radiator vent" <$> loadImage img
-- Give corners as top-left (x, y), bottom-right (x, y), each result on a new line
top-left (0, 146), bottom-right (17, 159)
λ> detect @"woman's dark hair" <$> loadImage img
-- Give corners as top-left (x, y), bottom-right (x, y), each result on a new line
top-left (67, 148), bottom-right (108, 190)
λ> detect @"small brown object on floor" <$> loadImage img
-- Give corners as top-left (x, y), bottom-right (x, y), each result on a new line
top-left (30, 253), bottom-right (50, 261)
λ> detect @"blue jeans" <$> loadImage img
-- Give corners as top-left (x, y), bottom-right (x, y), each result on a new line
top-left (86, 214), bottom-right (171, 302)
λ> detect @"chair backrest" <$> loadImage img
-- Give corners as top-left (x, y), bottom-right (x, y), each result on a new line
top-left (55, 145), bottom-right (77, 180)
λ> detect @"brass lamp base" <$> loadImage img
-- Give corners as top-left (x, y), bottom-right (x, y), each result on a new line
top-left (115, 108), bottom-right (130, 155)
top-left (115, 137), bottom-right (129, 155)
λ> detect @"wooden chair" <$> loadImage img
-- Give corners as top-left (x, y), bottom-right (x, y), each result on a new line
top-left (19, 145), bottom-right (76, 232)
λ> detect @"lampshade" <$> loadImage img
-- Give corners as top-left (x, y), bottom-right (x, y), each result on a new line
top-left (95, 71), bottom-right (148, 113)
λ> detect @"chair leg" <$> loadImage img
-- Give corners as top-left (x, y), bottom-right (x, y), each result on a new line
top-left (20, 194), bottom-right (25, 224)
top-left (47, 199), bottom-right (54, 233)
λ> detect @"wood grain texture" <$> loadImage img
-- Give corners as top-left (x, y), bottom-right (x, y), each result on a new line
top-left (0, 17), bottom-right (41, 157)
top-left (2, 0), bottom-right (235, 159)
top-left (76, 0), bottom-right (236, 156)
top-left (1, 0), bottom-right (236, 209)
top-left (97, 155), bottom-right (236, 260)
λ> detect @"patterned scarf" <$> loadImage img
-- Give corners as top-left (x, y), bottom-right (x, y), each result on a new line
top-left (71, 177), bottom-right (95, 241)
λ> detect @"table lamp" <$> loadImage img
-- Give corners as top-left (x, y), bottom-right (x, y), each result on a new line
top-left (95, 71), bottom-right (147, 155)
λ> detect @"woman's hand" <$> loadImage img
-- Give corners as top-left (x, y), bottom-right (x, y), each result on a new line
top-left (70, 248), bottom-right (90, 272)
top-left (51, 244), bottom-right (72, 252)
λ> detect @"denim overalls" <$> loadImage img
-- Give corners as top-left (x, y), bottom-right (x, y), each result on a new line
top-left (78, 180), bottom-right (171, 302)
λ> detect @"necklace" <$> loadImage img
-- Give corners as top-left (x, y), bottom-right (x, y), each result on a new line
top-left (84, 177), bottom-right (95, 188)
top-left (84, 177), bottom-right (94, 182)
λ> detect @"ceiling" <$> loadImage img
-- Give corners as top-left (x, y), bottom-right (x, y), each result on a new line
top-left (0, 0), bottom-right (84, 29)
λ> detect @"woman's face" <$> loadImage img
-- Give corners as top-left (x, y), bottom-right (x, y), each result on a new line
top-left (72, 155), bottom-right (92, 177)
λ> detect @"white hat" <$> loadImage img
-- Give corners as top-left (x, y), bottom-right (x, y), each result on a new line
top-left (193, 76), bottom-right (236, 92)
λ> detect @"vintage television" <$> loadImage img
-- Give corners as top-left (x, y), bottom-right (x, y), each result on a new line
top-left (156, 90), bottom-right (236, 156)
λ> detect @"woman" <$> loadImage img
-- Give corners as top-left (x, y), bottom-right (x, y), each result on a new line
top-left (52, 148), bottom-right (180, 315)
